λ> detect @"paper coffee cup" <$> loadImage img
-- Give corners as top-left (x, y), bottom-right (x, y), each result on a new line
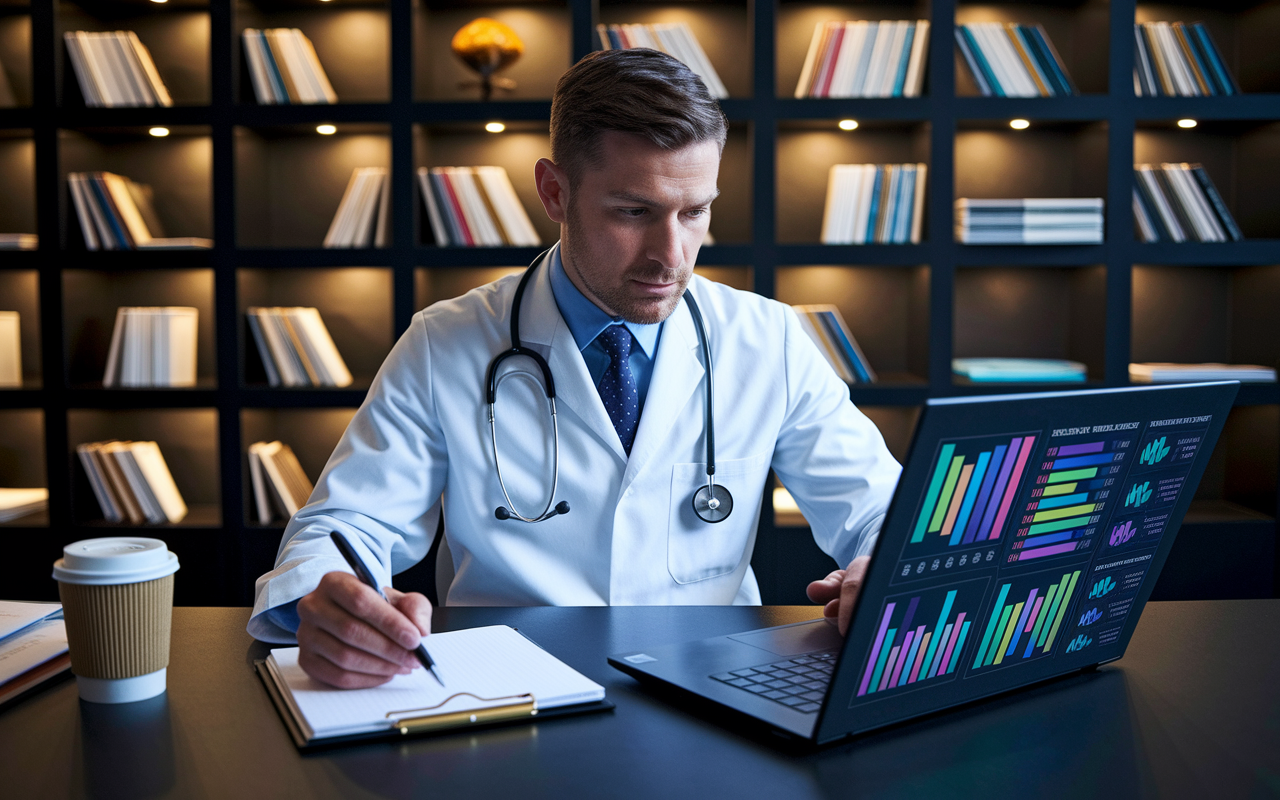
top-left (52, 538), bottom-right (180, 704)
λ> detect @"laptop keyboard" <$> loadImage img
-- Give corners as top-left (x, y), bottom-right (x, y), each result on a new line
top-left (710, 650), bottom-right (837, 714)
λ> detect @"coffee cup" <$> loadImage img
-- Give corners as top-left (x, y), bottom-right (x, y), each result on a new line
top-left (52, 537), bottom-right (180, 704)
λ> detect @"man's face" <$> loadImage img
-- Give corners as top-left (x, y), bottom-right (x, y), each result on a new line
top-left (555, 131), bottom-right (720, 325)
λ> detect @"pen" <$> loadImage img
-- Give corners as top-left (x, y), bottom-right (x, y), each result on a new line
top-left (329, 531), bottom-right (444, 687)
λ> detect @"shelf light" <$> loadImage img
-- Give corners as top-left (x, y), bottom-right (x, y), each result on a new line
top-left (1177, 118), bottom-right (1198, 129)
top-left (1009, 119), bottom-right (1030, 130)
top-left (150, 0), bottom-right (167, 4)
top-left (485, 122), bottom-right (506, 133)
top-left (838, 119), bottom-right (858, 131)
top-left (148, 127), bottom-right (170, 138)
top-left (316, 124), bottom-right (337, 135)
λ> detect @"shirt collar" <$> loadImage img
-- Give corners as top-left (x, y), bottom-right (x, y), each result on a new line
top-left (547, 245), bottom-right (661, 357)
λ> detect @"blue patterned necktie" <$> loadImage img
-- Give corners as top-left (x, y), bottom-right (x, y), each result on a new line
top-left (596, 325), bottom-right (640, 454)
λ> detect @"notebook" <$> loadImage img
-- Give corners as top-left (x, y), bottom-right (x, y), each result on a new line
top-left (258, 624), bottom-right (610, 749)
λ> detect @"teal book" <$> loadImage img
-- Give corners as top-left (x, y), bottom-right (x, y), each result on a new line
top-left (953, 358), bottom-right (1087, 383)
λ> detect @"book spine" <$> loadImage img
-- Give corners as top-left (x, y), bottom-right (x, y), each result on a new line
top-left (1192, 23), bottom-right (1238, 95)
top-left (891, 23), bottom-right (916, 97)
top-left (1189, 164), bottom-right (1244, 241)
top-left (958, 26), bottom-right (1002, 96)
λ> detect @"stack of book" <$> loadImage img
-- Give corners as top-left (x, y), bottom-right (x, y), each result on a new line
top-left (63, 31), bottom-right (172, 107)
top-left (955, 198), bottom-right (1104, 244)
top-left (792, 304), bottom-right (876, 383)
top-left (0, 489), bottom-right (47, 523)
top-left (1133, 163), bottom-right (1242, 243)
top-left (794, 20), bottom-right (930, 98)
top-left (69, 172), bottom-right (213, 250)
top-left (0, 234), bottom-right (37, 251)
top-left (248, 441), bottom-right (314, 524)
top-left (1134, 22), bottom-right (1238, 97)
top-left (954, 23), bottom-right (1078, 97)
top-left (324, 167), bottom-right (390, 248)
top-left (102, 307), bottom-right (198, 388)
top-left (418, 166), bottom-right (541, 247)
top-left (596, 22), bottom-right (727, 98)
top-left (76, 440), bottom-right (188, 524)
top-left (247, 307), bottom-right (353, 388)
top-left (953, 358), bottom-right (1087, 382)
top-left (0, 602), bottom-right (69, 710)
top-left (0, 311), bottom-right (19, 388)
top-left (242, 28), bottom-right (337, 105)
top-left (1129, 363), bottom-right (1276, 383)
top-left (821, 163), bottom-right (926, 244)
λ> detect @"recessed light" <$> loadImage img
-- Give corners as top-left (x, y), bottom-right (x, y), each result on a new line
top-left (485, 122), bottom-right (506, 133)
top-left (148, 127), bottom-right (170, 137)
top-left (838, 119), bottom-right (858, 131)
top-left (316, 124), bottom-right (337, 135)
top-left (1177, 119), bottom-right (1198, 129)
top-left (150, 0), bottom-right (167, 4)
top-left (1009, 119), bottom-right (1030, 130)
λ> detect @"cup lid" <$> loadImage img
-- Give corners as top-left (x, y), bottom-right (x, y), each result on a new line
top-left (52, 538), bottom-right (180, 586)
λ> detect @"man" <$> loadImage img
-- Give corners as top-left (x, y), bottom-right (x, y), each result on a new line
top-left (248, 49), bottom-right (901, 689)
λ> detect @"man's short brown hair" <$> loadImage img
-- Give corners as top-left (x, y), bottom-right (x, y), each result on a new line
top-left (549, 49), bottom-right (728, 187)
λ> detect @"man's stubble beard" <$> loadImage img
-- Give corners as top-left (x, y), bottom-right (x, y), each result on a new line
top-left (564, 200), bottom-right (691, 325)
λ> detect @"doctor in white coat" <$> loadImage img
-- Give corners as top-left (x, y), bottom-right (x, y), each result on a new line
top-left (248, 49), bottom-right (901, 689)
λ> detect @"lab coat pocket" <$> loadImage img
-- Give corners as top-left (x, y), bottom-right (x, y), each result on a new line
top-left (668, 452), bottom-right (771, 585)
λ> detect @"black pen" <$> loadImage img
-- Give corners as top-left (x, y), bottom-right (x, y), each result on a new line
top-left (329, 531), bottom-right (444, 687)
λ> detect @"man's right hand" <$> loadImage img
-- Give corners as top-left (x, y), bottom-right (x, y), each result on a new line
top-left (296, 571), bottom-right (433, 689)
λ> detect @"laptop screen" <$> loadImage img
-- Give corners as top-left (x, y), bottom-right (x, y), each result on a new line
top-left (816, 382), bottom-right (1238, 743)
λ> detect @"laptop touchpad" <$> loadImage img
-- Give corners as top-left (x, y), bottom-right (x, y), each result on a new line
top-left (728, 620), bottom-right (843, 656)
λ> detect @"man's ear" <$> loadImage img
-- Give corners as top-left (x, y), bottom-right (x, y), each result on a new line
top-left (534, 158), bottom-right (569, 224)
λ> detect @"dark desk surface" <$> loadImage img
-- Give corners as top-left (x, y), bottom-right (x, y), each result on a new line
top-left (1, 602), bottom-right (1277, 800)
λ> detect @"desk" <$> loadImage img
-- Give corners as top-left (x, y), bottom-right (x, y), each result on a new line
top-left (0, 603), bottom-right (1276, 799)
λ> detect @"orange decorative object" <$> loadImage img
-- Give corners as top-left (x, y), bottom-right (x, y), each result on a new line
top-left (452, 18), bottom-right (524, 100)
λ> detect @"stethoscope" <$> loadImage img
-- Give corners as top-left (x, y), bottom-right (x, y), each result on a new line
top-left (486, 249), bottom-right (733, 525)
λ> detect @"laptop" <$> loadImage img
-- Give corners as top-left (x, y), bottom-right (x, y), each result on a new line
top-left (609, 382), bottom-right (1240, 745)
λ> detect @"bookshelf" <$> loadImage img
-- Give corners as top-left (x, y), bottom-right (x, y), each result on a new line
top-left (1, 0), bottom-right (1275, 607)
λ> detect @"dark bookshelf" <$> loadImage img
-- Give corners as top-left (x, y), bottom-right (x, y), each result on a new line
top-left (0, 0), bottom-right (1274, 606)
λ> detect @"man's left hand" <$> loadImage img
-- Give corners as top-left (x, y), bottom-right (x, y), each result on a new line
top-left (806, 556), bottom-right (870, 636)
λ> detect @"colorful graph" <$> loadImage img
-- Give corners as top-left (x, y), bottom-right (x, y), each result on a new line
top-left (1006, 435), bottom-right (1135, 563)
top-left (1064, 634), bottom-right (1092, 653)
top-left (1088, 575), bottom-right (1117, 598)
top-left (970, 568), bottom-right (1081, 671)
top-left (1125, 481), bottom-right (1153, 508)
top-left (909, 433), bottom-right (1038, 551)
top-left (857, 579), bottom-right (987, 697)
top-left (1109, 520), bottom-right (1136, 546)
top-left (1140, 436), bottom-right (1171, 465)
top-left (1078, 606), bottom-right (1103, 626)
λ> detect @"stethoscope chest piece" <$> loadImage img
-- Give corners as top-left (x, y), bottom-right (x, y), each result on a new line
top-left (692, 483), bottom-right (733, 523)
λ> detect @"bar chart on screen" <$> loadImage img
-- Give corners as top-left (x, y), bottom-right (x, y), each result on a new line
top-left (968, 566), bottom-right (1083, 674)
top-left (1005, 434), bottom-right (1138, 564)
top-left (856, 578), bottom-right (988, 699)
top-left (894, 432), bottom-right (1039, 584)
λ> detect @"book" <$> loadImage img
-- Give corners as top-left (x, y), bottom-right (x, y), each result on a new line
top-left (795, 20), bottom-right (928, 98)
top-left (68, 172), bottom-right (212, 251)
top-left (417, 167), bottom-right (541, 248)
top-left (1129, 363), bottom-right (1276, 383)
top-left (1134, 22), bottom-right (1238, 96)
top-left (0, 603), bottom-right (70, 711)
top-left (102, 307), bottom-right (199, 388)
top-left (77, 440), bottom-right (187, 524)
top-left (247, 307), bottom-right (353, 388)
top-left (242, 28), bottom-right (336, 105)
top-left (0, 311), bottom-right (19, 387)
top-left (821, 164), bottom-right (926, 244)
top-left (0, 234), bottom-right (37, 251)
top-left (63, 31), bottom-right (173, 108)
top-left (0, 488), bottom-right (47, 523)
top-left (791, 304), bottom-right (876, 383)
top-left (955, 23), bottom-right (1077, 97)
top-left (248, 441), bottom-right (315, 524)
top-left (952, 358), bottom-right (1087, 382)
top-left (258, 625), bottom-right (609, 749)
top-left (324, 167), bottom-right (389, 248)
top-left (1132, 163), bottom-right (1242, 243)
top-left (597, 22), bottom-right (727, 98)
top-left (955, 198), bottom-right (1104, 244)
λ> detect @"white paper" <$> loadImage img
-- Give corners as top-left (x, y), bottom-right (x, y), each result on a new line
top-left (0, 619), bottom-right (68, 685)
top-left (0, 601), bottom-right (61, 641)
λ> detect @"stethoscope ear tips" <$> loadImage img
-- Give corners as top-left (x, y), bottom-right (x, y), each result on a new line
top-left (495, 507), bottom-right (511, 520)
top-left (554, 501), bottom-right (570, 516)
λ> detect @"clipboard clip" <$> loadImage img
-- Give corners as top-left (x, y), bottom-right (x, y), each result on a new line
top-left (387, 692), bottom-right (538, 735)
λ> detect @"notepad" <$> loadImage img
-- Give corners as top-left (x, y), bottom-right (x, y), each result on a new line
top-left (262, 625), bottom-right (607, 745)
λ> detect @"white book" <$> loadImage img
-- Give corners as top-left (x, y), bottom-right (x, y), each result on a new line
top-left (92, 32), bottom-right (141, 107)
top-left (848, 21), bottom-right (878, 97)
top-left (74, 31), bottom-right (116, 106)
top-left (112, 31), bottom-right (155, 106)
top-left (1158, 163), bottom-right (1213, 241)
top-left (324, 168), bottom-right (365, 247)
top-left (1129, 363), bottom-right (1277, 383)
top-left (101, 172), bottom-right (153, 246)
top-left (108, 444), bottom-right (165, 524)
top-left (853, 164), bottom-right (878, 244)
top-left (450, 168), bottom-right (504, 246)
top-left (831, 22), bottom-right (867, 98)
top-left (258, 442), bottom-right (308, 517)
top-left (102, 307), bottom-right (127, 387)
top-left (795, 22), bottom-right (827, 97)
top-left (247, 442), bottom-right (275, 524)
top-left (417, 168), bottom-right (451, 246)
top-left (1154, 23), bottom-right (1196, 96)
top-left (903, 21), bottom-right (930, 97)
top-left (294, 29), bottom-right (337, 103)
top-left (63, 33), bottom-right (101, 107)
top-left (127, 441), bottom-right (187, 524)
top-left (665, 23), bottom-right (727, 98)
top-left (1167, 163), bottom-right (1225, 242)
top-left (877, 21), bottom-right (910, 97)
top-left (351, 169), bottom-right (386, 248)
top-left (910, 163), bottom-right (928, 244)
top-left (126, 31), bottom-right (172, 107)
top-left (77, 444), bottom-right (122, 523)
top-left (96, 442), bottom-right (146, 524)
top-left (67, 174), bottom-right (99, 250)
top-left (162, 307), bottom-right (198, 387)
top-left (290, 307), bottom-right (352, 388)
top-left (241, 29), bottom-right (271, 104)
top-left (475, 166), bottom-right (540, 246)
top-left (981, 23), bottom-right (1037, 97)
top-left (262, 625), bottom-right (606, 744)
top-left (1135, 166), bottom-right (1186, 242)
top-left (860, 21), bottom-right (895, 99)
top-left (820, 164), bottom-right (844, 243)
top-left (0, 311), bottom-right (19, 388)
top-left (0, 488), bottom-right (46, 523)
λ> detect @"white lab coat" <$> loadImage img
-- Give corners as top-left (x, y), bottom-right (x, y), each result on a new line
top-left (248, 247), bottom-right (901, 642)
